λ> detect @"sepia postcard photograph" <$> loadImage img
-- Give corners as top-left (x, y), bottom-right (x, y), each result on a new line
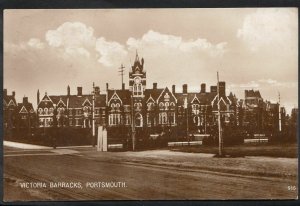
top-left (2, 8), bottom-right (299, 202)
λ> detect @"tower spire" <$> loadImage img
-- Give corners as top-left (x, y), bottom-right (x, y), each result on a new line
top-left (135, 49), bottom-right (139, 62)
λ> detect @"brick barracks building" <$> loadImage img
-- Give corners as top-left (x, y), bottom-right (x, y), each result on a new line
top-left (35, 53), bottom-right (240, 143)
top-left (5, 54), bottom-right (290, 146)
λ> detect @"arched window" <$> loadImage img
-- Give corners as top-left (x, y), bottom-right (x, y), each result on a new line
top-left (83, 106), bottom-right (88, 113)
top-left (159, 102), bottom-right (164, 110)
top-left (138, 84), bottom-right (142, 95)
top-left (49, 108), bottom-right (54, 114)
top-left (44, 108), bottom-right (48, 115)
top-left (135, 113), bottom-right (143, 127)
top-left (193, 116), bottom-right (200, 126)
top-left (147, 103), bottom-right (153, 111)
top-left (133, 84), bottom-right (138, 96)
top-left (165, 102), bottom-right (169, 110)
top-left (111, 103), bottom-right (115, 111)
top-left (170, 102), bottom-right (175, 110)
top-left (116, 103), bottom-right (120, 111)
top-left (38, 108), bottom-right (43, 115)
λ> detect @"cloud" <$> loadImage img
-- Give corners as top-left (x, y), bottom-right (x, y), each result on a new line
top-left (258, 79), bottom-right (297, 88)
top-left (27, 38), bottom-right (45, 49)
top-left (228, 81), bottom-right (260, 89)
top-left (45, 22), bottom-right (96, 57)
top-left (95, 37), bottom-right (128, 67)
top-left (127, 30), bottom-right (227, 57)
top-left (237, 8), bottom-right (297, 52)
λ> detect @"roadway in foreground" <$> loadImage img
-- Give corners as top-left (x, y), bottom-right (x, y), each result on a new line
top-left (3, 146), bottom-right (298, 201)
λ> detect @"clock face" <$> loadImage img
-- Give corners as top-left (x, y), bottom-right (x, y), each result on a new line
top-left (134, 77), bottom-right (141, 84)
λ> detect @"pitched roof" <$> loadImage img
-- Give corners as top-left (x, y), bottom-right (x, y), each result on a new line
top-left (17, 102), bottom-right (34, 113)
top-left (144, 88), bottom-right (164, 102)
top-left (4, 95), bottom-right (17, 106)
top-left (245, 90), bottom-right (262, 98)
top-left (107, 89), bottom-right (131, 105)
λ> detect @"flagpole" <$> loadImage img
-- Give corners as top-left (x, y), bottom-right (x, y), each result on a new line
top-left (217, 71), bottom-right (223, 156)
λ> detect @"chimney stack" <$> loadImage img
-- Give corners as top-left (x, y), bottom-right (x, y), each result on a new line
top-left (210, 86), bottom-right (217, 93)
top-left (3, 89), bottom-right (7, 97)
top-left (218, 81), bottom-right (226, 96)
top-left (95, 86), bottom-right (100, 95)
top-left (67, 85), bottom-right (70, 96)
top-left (106, 83), bottom-right (109, 91)
top-left (23, 97), bottom-right (28, 104)
top-left (172, 85), bottom-right (176, 94)
top-left (77, 87), bottom-right (82, 96)
top-left (12, 91), bottom-right (15, 97)
top-left (183, 84), bottom-right (188, 94)
top-left (201, 83), bottom-right (206, 93)
top-left (122, 83), bottom-right (125, 90)
top-left (153, 83), bottom-right (157, 90)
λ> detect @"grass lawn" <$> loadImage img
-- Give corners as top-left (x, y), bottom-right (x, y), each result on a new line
top-left (170, 143), bottom-right (298, 158)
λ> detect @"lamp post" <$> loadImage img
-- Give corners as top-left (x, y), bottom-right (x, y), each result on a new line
top-left (217, 71), bottom-right (224, 156)
top-left (92, 82), bottom-right (95, 146)
top-left (131, 95), bottom-right (136, 151)
top-left (184, 97), bottom-right (189, 145)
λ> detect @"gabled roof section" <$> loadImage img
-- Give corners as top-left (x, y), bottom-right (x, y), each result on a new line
top-left (17, 102), bottom-right (34, 114)
top-left (245, 89), bottom-right (262, 99)
top-left (19, 105), bottom-right (28, 113)
top-left (57, 98), bottom-right (67, 107)
top-left (146, 94), bottom-right (155, 103)
top-left (68, 95), bottom-right (92, 108)
top-left (4, 95), bottom-right (17, 107)
top-left (157, 87), bottom-right (177, 103)
top-left (191, 94), bottom-right (200, 104)
top-left (8, 99), bottom-right (16, 106)
top-left (82, 98), bottom-right (92, 106)
top-left (107, 89), bottom-right (131, 105)
top-left (144, 88), bottom-right (164, 102)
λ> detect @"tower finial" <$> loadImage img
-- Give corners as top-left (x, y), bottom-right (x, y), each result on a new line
top-left (135, 49), bottom-right (139, 62)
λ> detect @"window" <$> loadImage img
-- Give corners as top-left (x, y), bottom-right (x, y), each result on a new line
top-left (39, 118), bottom-right (44, 127)
top-left (75, 119), bottom-right (81, 126)
top-left (44, 108), bottom-right (48, 115)
top-left (111, 103), bottom-right (115, 111)
top-left (125, 114), bottom-right (131, 125)
top-left (170, 112), bottom-right (176, 125)
top-left (69, 109), bottom-right (73, 116)
top-left (165, 102), bottom-right (169, 110)
top-left (116, 103), bottom-right (120, 111)
top-left (135, 113), bottom-right (143, 127)
top-left (49, 108), bottom-right (54, 114)
top-left (38, 108), bottom-right (43, 115)
top-left (193, 116), bottom-right (200, 126)
top-left (134, 102), bottom-right (142, 111)
top-left (159, 102), bottom-right (164, 110)
top-left (109, 114), bottom-right (121, 125)
top-left (170, 102), bottom-right (175, 110)
top-left (159, 112), bottom-right (168, 124)
top-left (76, 109), bottom-right (82, 116)
top-left (83, 106), bottom-right (88, 113)
top-left (192, 104), bottom-right (199, 115)
top-left (147, 103), bottom-right (153, 111)
top-left (69, 119), bottom-right (73, 126)
top-left (133, 77), bottom-right (143, 96)
top-left (147, 114), bottom-right (150, 126)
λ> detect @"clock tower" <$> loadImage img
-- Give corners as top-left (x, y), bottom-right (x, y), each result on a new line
top-left (129, 52), bottom-right (146, 128)
top-left (129, 52), bottom-right (146, 97)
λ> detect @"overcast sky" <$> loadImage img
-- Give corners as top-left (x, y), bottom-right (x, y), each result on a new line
top-left (4, 8), bottom-right (298, 114)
